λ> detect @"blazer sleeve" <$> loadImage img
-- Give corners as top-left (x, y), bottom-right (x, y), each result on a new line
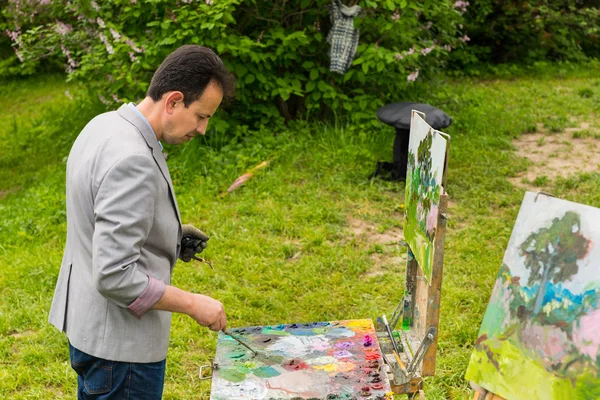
top-left (92, 153), bottom-right (165, 316)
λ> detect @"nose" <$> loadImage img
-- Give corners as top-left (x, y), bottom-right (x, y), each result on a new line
top-left (196, 120), bottom-right (209, 135)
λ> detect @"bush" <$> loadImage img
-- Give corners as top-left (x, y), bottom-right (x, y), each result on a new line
top-left (462, 0), bottom-right (600, 64)
top-left (2, 0), bottom-right (467, 128)
top-left (0, 0), bottom-right (64, 77)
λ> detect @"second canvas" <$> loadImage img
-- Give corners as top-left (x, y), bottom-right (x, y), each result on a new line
top-left (404, 111), bottom-right (447, 283)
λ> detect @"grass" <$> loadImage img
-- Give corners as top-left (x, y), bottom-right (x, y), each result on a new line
top-left (1, 65), bottom-right (600, 399)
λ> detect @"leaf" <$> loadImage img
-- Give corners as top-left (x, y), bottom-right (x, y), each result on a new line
top-left (236, 64), bottom-right (248, 77)
top-left (160, 20), bottom-right (172, 30)
top-left (310, 69), bottom-right (319, 80)
top-left (256, 74), bottom-right (267, 84)
top-left (159, 37), bottom-right (177, 45)
top-left (245, 74), bottom-right (255, 84)
top-left (317, 80), bottom-right (330, 92)
top-left (306, 80), bottom-right (316, 92)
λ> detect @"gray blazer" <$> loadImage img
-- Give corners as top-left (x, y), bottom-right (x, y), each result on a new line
top-left (49, 104), bottom-right (182, 362)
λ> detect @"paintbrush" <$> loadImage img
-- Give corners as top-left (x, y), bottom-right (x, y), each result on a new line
top-left (382, 314), bottom-right (402, 354)
top-left (222, 329), bottom-right (258, 356)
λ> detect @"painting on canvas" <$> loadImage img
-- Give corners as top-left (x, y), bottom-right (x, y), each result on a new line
top-left (465, 192), bottom-right (600, 399)
top-left (404, 111), bottom-right (447, 282)
top-left (210, 319), bottom-right (392, 399)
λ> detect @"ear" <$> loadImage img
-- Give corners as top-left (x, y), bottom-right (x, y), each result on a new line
top-left (164, 91), bottom-right (185, 114)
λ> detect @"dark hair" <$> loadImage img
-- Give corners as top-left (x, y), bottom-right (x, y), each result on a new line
top-left (147, 45), bottom-right (236, 107)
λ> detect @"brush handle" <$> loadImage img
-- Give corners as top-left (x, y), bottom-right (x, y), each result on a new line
top-left (223, 330), bottom-right (258, 355)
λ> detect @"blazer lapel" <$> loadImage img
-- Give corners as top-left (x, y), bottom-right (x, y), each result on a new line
top-left (116, 104), bottom-right (182, 227)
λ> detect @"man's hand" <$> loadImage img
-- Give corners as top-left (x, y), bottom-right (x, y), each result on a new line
top-left (179, 224), bottom-right (209, 262)
top-left (153, 286), bottom-right (226, 331)
top-left (187, 294), bottom-right (227, 331)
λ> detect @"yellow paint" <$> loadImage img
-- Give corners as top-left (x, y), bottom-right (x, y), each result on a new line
top-left (313, 361), bottom-right (355, 374)
top-left (314, 363), bottom-right (337, 372)
top-left (345, 319), bottom-right (372, 328)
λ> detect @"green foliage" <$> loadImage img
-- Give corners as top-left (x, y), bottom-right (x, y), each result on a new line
top-left (461, 0), bottom-right (600, 65)
top-left (578, 88), bottom-right (594, 98)
top-left (0, 0), bottom-right (63, 77)
top-left (3, 0), bottom-right (466, 128)
top-left (572, 130), bottom-right (600, 139)
top-left (520, 212), bottom-right (588, 286)
top-left (532, 176), bottom-right (549, 186)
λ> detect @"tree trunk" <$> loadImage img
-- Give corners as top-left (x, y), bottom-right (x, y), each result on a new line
top-left (533, 267), bottom-right (551, 316)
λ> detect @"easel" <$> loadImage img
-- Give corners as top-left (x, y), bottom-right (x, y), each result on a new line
top-left (375, 110), bottom-right (451, 399)
top-left (376, 190), bottom-right (449, 399)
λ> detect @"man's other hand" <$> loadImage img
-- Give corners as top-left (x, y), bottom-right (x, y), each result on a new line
top-left (179, 224), bottom-right (209, 262)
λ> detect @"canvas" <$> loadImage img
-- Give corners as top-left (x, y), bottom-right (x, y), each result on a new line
top-left (404, 111), bottom-right (447, 282)
top-left (210, 319), bottom-right (392, 399)
top-left (465, 192), bottom-right (600, 399)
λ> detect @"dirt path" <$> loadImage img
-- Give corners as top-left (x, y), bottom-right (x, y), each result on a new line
top-left (510, 120), bottom-right (600, 190)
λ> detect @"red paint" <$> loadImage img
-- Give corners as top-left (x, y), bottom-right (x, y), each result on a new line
top-left (282, 358), bottom-right (309, 371)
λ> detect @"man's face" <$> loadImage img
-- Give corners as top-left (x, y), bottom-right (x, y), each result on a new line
top-left (162, 81), bottom-right (223, 145)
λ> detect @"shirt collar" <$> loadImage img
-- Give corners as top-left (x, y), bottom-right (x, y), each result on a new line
top-left (127, 102), bottom-right (163, 151)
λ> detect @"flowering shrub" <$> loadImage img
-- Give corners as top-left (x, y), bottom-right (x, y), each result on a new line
top-left (2, 0), bottom-right (467, 127)
top-left (462, 0), bottom-right (600, 64)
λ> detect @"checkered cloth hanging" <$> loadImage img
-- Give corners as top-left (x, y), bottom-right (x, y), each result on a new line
top-left (327, 0), bottom-right (361, 74)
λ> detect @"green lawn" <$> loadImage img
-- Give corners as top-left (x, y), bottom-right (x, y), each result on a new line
top-left (1, 65), bottom-right (599, 399)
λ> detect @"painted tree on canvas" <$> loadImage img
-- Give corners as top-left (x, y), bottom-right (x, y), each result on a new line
top-left (519, 212), bottom-right (590, 317)
top-left (407, 129), bottom-right (441, 243)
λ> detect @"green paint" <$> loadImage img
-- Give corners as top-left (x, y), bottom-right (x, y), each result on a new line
top-left (218, 368), bottom-right (247, 383)
top-left (574, 372), bottom-right (600, 399)
top-left (227, 350), bottom-right (246, 359)
top-left (466, 338), bottom-right (575, 399)
top-left (241, 361), bottom-right (259, 369)
top-left (312, 327), bottom-right (328, 334)
top-left (262, 327), bottom-right (290, 336)
top-left (252, 365), bottom-right (280, 378)
top-left (235, 365), bottom-right (251, 374)
top-left (260, 354), bottom-right (284, 364)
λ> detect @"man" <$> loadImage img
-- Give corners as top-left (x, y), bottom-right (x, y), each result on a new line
top-left (48, 45), bottom-right (236, 399)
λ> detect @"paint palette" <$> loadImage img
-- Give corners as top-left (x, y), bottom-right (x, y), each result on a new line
top-left (210, 319), bottom-right (393, 399)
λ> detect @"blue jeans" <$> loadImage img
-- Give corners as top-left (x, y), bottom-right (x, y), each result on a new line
top-left (69, 343), bottom-right (166, 399)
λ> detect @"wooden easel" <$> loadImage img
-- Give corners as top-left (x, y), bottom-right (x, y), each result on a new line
top-left (377, 190), bottom-right (449, 398)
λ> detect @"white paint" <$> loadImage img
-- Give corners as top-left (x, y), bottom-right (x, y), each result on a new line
top-left (265, 336), bottom-right (332, 358)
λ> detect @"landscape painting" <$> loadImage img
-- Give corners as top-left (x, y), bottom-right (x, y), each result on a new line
top-left (465, 192), bottom-right (600, 399)
top-left (404, 111), bottom-right (448, 282)
top-left (210, 319), bottom-right (392, 399)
